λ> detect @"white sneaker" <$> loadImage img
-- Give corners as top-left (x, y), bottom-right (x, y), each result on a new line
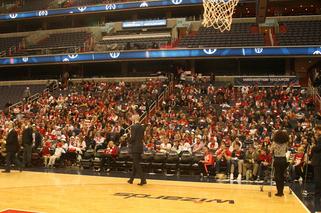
top-left (230, 173), bottom-right (234, 180)
top-left (299, 177), bottom-right (303, 182)
top-left (237, 174), bottom-right (242, 181)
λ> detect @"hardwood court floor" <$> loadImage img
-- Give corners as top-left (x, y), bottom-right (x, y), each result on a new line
top-left (0, 171), bottom-right (308, 213)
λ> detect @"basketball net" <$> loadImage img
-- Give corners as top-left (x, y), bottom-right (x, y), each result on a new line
top-left (202, 0), bottom-right (239, 32)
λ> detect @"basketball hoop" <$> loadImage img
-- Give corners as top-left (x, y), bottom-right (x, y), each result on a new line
top-left (202, 0), bottom-right (239, 32)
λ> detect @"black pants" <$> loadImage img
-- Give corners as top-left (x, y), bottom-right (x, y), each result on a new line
top-left (273, 157), bottom-right (288, 194)
top-left (100, 155), bottom-right (114, 171)
top-left (314, 166), bottom-right (321, 198)
top-left (5, 151), bottom-right (22, 172)
top-left (258, 164), bottom-right (268, 179)
top-left (129, 153), bottom-right (145, 182)
top-left (215, 159), bottom-right (231, 175)
top-left (198, 162), bottom-right (212, 175)
top-left (290, 165), bottom-right (304, 181)
top-left (23, 144), bottom-right (32, 167)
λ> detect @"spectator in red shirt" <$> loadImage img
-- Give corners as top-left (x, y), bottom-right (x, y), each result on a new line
top-left (289, 146), bottom-right (305, 181)
top-left (215, 143), bottom-right (231, 176)
top-left (41, 141), bottom-right (51, 168)
top-left (257, 148), bottom-right (272, 180)
top-left (199, 147), bottom-right (214, 177)
top-left (100, 141), bottom-right (119, 173)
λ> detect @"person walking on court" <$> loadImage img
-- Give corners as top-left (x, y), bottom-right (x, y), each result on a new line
top-left (2, 122), bottom-right (23, 173)
top-left (271, 130), bottom-right (289, 197)
top-left (22, 121), bottom-right (33, 168)
top-left (127, 114), bottom-right (146, 186)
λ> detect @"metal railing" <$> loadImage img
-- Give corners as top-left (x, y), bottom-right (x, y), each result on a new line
top-left (308, 78), bottom-right (321, 111)
top-left (70, 76), bottom-right (167, 83)
top-left (8, 80), bottom-right (59, 112)
top-left (123, 90), bottom-right (164, 135)
top-left (124, 78), bottom-right (173, 135)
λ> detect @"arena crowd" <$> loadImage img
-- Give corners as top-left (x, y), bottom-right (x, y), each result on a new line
top-left (0, 77), bottom-right (318, 182)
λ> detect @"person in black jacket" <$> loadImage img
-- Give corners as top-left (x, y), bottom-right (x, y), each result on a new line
top-left (33, 125), bottom-right (42, 149)
top-left (22, 121), bottom-right (33, 168)
top-left (312, 125), bottom-right (321, 198)
top-left (2, 122), bottom-right (22, 173)
top-left (127, 114), bottom-right (146, 186)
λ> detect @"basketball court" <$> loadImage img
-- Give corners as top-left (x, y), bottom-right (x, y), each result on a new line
top-left (0, 171), bottom-right (308, 213)
top-left (0, 0), bottom-right (320, 212)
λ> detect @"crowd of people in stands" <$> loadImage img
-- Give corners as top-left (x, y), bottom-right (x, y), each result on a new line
top-left (0, 79), bottom-right (165, 168)
top-left (143, 79), bottom-right (316, 181)
top-left (0, 76), bottom-right (319, 182)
